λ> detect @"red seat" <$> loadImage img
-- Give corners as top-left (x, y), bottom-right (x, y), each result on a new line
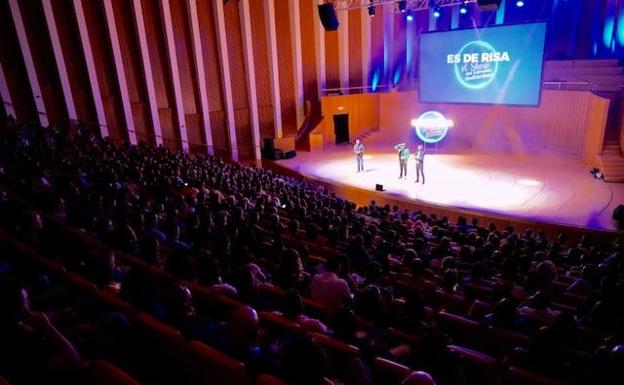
top-left (0, 376), bottom-right (12, 385)
top-left (189, 340), bottom-right (251, 385)
top-left (97, 289), bottom-right (135, 316)
top-left (259, 311), bottom-right (304, 336)
top-left (134, 313), bottom-right (189, 384)
top-left (468, 300), bottom-right (492, 321)
top-left (432, 291), bottom-right (471, 315)
top-left (448, 345), bottom-right (497, 385)
top-left (373, 357), bottom-right (412, 385)
top-left (435, 311), bottom-right (480, 348)
top-left (481, 326), bottom-right (529, 358)
top-left (256, 374), bottom-right (288, 385)
top-left (504, 366), bottom-right (562, 385)
top-left (311, 333), bottom-right (359, 378)
top-left (89, 360), bottom-right (142, 385)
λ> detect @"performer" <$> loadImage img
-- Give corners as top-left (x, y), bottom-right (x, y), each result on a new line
top-left (353, 138), bottom-right (365, 172)
top-left (415, 144), bottom-right (425, 184)
top-left (394, 143), bottom-right (410, 178)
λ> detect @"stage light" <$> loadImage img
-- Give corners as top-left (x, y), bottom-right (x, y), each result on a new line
top-left (516, 0), bottom-right (525, 7)
top-left (433, 9), bottom-right (441, 18)
top-left (398, 0), bottom-right (407, 12)
top-left (460, 6), bottom-right (467, 14)
top-left (368, 5), bottom-right (376, 16)
top-left (406, 10), bottom-right (414, 21)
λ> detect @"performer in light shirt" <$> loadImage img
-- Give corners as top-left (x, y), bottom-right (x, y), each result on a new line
top-left (353, 138), bottom-right (365, 172)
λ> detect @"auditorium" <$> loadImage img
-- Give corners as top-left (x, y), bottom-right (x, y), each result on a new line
top-left (1, 1), bottom-right (624, 385)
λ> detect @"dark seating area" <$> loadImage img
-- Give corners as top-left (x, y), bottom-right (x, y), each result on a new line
top-left (1, 119), bottom-right (623, 385)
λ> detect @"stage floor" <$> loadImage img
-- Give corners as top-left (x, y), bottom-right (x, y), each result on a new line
top-left (275, 147), bottom-right (624, 231)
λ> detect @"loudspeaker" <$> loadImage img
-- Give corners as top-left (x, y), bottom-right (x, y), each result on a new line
top-left (375, 184), bottom-right (384, 191)
top-left (477, 0), bottom-right (502, 11)
top-left (318, 4), bottom-right (339, 31)
top-left (613, 204), bottom-right (624, 227)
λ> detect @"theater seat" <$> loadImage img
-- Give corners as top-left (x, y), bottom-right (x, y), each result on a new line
top-left (89, 360), bottom-right (142, 385)
top-left (259, 311), bottom-right (304, 336)
top-left (468, 300), bottom-right (492, 321)
top-left (0, 376), bottom-right (11, 385)
top-left (188, 340), bottom-right (251, 385)
top-left (432, 290), bottom-right (471, 315)
top-left (448, 345), bottom-right (497, 385)
top-left (134, 313), bottom-right (189, 384)
top-left (504, 366), bottom-right (562, 385)
top-left (481, 327), bottom-right (530, 358)
top-left (435, 311), bottom-right (480, 347)
top-left (256, 374), bottom-right (288, 385)
top-left (373, 357), bottom-right (411, 385)
top-left (311, 333), bottom-right (359, 378)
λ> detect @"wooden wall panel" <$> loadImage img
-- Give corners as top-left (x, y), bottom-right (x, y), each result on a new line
top-left (18, 0), bottom-right (67, 123)
top-left (250, 0), bottom-right (274, 140)
top-left (141, 0), bottom-right (178, 148)
top-left (52, 0), bottom-right (97, 125)
top-left (197, 0), bottom-right (229, 158)
top-left (170, 0), bottom-right (204, 150)
top-left (224, 1), bottom-right (253, 160)
top-left (81, 0), bottom-right (125, 142)
top-left (325, 30), bottom-right (340, 90)
top-left (348, 9), bottom-right (363, 88)
top-left (0, 0), bottom-right (37, 122)
top-left (276, 1), bottom-right (297, 136)
top-left (300, 0), bottom-right (319, 118)
top-left (112, 0), bottom-right (152, 144)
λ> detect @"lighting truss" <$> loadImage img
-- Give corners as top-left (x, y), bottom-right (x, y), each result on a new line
top-left (333, 0), bottom-right (477, 12)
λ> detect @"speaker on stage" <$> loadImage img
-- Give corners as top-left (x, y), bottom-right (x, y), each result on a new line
top-left (375, 184), bottom-right (384, 191)
top-left (613, 204), bottom-right (624, 227)
top-left (318, 4), bottom-right (339, 31)
top-left (477, 0), bottom-right (502, 11)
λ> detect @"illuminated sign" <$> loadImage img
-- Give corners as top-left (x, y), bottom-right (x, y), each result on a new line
top-left (411, 111), bottom-right (453, 144)
top-left (447, 40), bottom-right (510, 89)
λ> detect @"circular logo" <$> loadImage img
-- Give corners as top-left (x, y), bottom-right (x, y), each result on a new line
top-left (453, 40), bottom-right (499, 90)
top-left (411, 111), bottom-right (452, 144)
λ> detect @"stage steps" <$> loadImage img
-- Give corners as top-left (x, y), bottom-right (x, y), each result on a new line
top-left (598, 135), bottom-right (624, 182)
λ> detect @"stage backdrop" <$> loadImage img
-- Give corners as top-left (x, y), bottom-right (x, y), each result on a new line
top-left (314, 90), bottom-right (609, 168)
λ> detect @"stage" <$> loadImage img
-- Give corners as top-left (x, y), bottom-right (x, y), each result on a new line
top-left (274, 147), bottom-right (624, 232)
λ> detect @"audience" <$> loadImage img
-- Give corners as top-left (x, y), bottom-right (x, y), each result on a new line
top-left (0, 119), bottom-right (623, 385)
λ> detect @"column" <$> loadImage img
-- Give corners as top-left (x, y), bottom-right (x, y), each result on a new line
top-left (72, 0), bottom-right (108, 137)
top-left (9, 0), bottom-right (48, 127)
top-left (132, 0), bottom-right (163, 146)
top-left (213, 0), bottom-right (239, 160)
top-left (103, 0), bottom-right (137, 145)
top-left (187, 0), bottom-right (214, 154)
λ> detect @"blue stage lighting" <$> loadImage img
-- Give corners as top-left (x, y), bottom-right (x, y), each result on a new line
top-left (460, 6), bottom-right (467, 14)
top-left (516, 0), bottom-right (525, 7)
top-left (433, 10), bottom-right (441, 18)
top-left (406, 11), bottom-right (414, 21)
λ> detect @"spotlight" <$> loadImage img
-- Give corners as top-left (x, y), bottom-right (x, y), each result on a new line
top-left (433, 9), bottom-right (441, 18)
top-left (460, 6), bottom-right (467, 14)
top-left (406, 10), bottom-right (414, 21)
top-left (368, 5), bottom-right (376, 16)
top-left (516, 0), bottom-right (524, 6)
top-left (398, 0), bottom-right (407, 12)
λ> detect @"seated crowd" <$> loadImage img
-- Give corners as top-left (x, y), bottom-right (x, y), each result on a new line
top-left (0, 118), bottom-right (623, 385)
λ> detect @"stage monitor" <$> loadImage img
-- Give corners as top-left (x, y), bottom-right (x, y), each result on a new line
top-left (419, 22), bottom-right (547, 106)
